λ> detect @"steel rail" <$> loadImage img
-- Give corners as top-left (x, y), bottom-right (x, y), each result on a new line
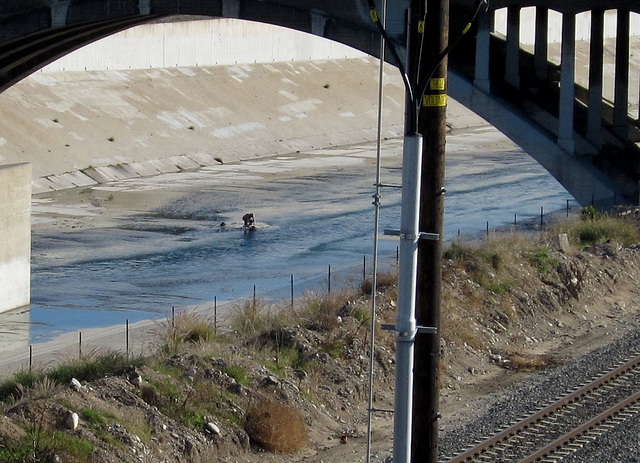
top-left (444, 354), bottom-right (640, 463)
top-left (517, 389), bottom-right (640, 463)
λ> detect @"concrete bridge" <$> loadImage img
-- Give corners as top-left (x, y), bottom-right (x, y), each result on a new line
top-left (1, 0), bottom-right (640, 205)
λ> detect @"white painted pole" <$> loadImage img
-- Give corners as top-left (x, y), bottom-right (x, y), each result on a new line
top-left (393, 133), bottom-right (423, 463)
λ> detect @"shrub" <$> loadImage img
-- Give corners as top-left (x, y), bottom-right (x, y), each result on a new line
top-left (0, 369), bottom-right (40, 401)
top-left (444, 241), bottom-right (474, 261)
top-left (157, 311), bottom-right (216, 354)
top-left (553, 214), bottom-right (640, 247)
top-left (244, 398), bottom-right (308, 453)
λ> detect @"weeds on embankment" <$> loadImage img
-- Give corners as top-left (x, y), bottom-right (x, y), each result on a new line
top-left (1, 209), bottom-right (639, 461)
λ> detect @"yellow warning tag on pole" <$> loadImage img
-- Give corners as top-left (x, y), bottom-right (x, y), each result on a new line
top-left (370, 9), bottom-right (379, 22)
top-left (422, 94), bottom-right (447, 107)
top-left (418, 20), bottom-right (425, 33)
top-left (430, 78), bottom-right (446, 91)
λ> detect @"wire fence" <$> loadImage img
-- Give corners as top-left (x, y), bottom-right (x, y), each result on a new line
top-left (5, 196), bottom-right (609, 377)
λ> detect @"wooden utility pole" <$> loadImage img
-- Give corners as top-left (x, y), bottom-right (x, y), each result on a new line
top-left (412, 0), bottom-right (449, 461)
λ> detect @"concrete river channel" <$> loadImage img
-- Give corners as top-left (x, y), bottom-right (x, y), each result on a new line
top-left (3, 129), bottom-right (573, 348)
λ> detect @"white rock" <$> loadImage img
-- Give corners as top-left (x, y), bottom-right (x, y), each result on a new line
top-left (205, 422), bottom-right (221, 435)
top-left (69, 378), bottom-right (82, 391)
top-left (66, 411), bottom-right (79, 430)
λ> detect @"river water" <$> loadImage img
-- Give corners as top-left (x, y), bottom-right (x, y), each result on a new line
top-left (6, 127), bottom-right (575, 346)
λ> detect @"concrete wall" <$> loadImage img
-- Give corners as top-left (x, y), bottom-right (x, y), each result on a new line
top-left (0, 163), bottom-right (31, 314)
top-left (40, 18), bottom-right (366, 73)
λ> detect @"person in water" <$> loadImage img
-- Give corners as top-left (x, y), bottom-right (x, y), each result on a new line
top-left (242, 213), bottom-right (256, 231)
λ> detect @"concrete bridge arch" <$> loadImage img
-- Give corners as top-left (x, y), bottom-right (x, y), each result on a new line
top-left (0, 1), bottom-right (628, 202)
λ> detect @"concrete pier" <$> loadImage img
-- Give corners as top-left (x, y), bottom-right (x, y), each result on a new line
top-left (0, 163), bottom-right (31, 313)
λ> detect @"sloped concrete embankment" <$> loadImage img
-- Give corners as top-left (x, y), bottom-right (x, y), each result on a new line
top-left (0, 18), bottom-right (405, 193)
top-left (0, 58), bottom-right (405, 194)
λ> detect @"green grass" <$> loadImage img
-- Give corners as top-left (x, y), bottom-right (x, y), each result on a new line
top-left (47, 351), bottom-right (144, 385)
top-left (526, 247), bottom-right (560, 274)
top-left (552, 207), bottom-right (640, 247)
top-left (225, 364), bottom-right (251, 387)
top-left (0, 430), bottom-right (94, 463)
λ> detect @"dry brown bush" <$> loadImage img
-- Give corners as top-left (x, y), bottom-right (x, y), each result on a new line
top-left (244, 397), bottom-right (308, 453)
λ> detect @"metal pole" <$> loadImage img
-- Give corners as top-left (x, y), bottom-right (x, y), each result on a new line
top-left (367, 3), bottom-right (387, 459)
top-left (328, 264), bottom-right (331, 294)
top-left (393, 134), bottom-right (423, 463)
top-left (126, 319), bottom-right (129, 359)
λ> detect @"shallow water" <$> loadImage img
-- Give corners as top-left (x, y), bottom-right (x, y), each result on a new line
top-left (7, 132), bottom-right (575, 346)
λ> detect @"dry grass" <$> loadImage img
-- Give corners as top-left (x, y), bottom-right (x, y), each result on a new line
top-left (294, 289), bottom-right (355, 331)
top-left (154, 310), bottom-right (216, 354)
top-left (244, 397), bottom-right (308, 453)
top-left (229, 298), bottom-right (280, 335)
top-left (360, 270), bottom-right (397, 295)
top-left (549, 209), bottom-right (640, 247)
top-left (503, 351), bottom-right (559, 372)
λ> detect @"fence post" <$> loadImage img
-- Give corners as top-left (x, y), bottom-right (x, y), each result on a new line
top-left (29, 345), bottom-right (32, 372)
top-left (126, 319), bottom-right (129, 359)
top-left (290, 275), bottom-right (294, 309)
top-left (79, 332), bottom-right (82, 358)
top-left (328, 265), bottom-right (331, 294)
top-left (214, 296), bottom-right (217, 336)
top-left (363, 255), bottom-right (366, 280)
top-left (540, 206), bottom-right (544, 229)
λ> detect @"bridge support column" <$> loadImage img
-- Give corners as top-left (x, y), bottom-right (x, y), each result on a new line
top-left (222, 0), bottom-right (241, 18)
top-left (310, 10), bottom-right (328, 37)
top-left (50, 1), bottom-right (71, 27)
top-left (558, 12), bottom-right (575, 154)
top-left (0, 163), bottom-right (31, 314)
top-left (613, 9), bottom-right (630, 139)
top-left (505, 6), bottom-right (521, 88)
top-left (534, 7), bottom-right (548, 82)
top-left (138, 0), bottom-right (151, 15)
top-left (587, 9), bottom-right (604, 150)
top-left (474, 9), bottom-right (491, 93)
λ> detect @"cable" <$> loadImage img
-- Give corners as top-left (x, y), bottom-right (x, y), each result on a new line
top-left (416, 0), bottom-right (489, 112)
top-left (366, 0), bottom-right (414, 104)
top-left (367, 0), bottom-right (488, 133)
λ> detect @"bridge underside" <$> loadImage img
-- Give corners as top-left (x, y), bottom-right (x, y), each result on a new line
top-left (1, 0), bottom-right (640, 205)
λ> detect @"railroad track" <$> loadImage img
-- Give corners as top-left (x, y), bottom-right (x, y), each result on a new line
top-left (442, 354), bottom-right (640, 462)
